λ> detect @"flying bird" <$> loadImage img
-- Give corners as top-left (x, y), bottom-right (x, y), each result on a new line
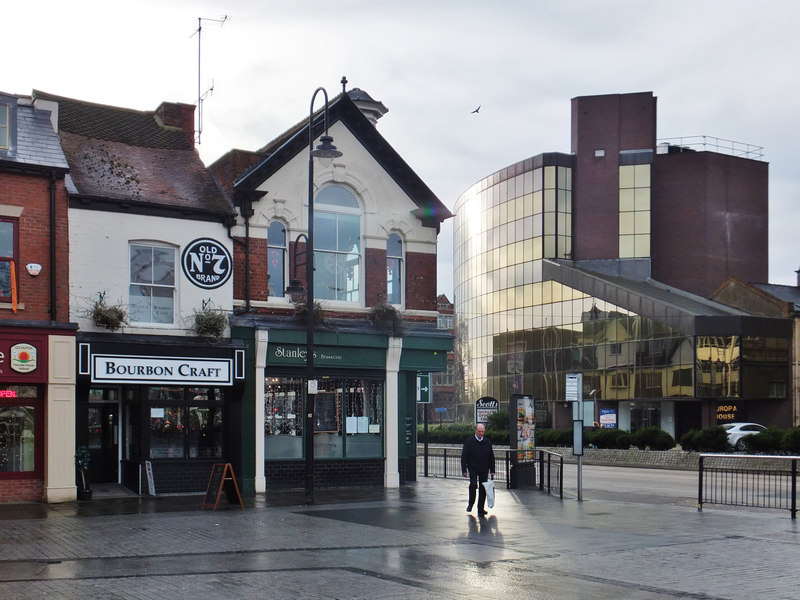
top-left (471, 105), bottom-right (481, 114)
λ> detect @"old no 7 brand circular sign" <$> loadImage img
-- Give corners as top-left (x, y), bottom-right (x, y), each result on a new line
top-left (181, 238), bottom-right (233, 289)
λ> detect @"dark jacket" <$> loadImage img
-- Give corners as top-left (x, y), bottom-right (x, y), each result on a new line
top-left (461, 435), bottom-right (496, 475)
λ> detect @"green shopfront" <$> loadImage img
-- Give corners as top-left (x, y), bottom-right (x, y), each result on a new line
top-left (232, 322), bottom-right (450, 493)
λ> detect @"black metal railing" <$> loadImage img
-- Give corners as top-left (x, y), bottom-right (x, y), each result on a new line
top-left (417, 446), bottom-right (563, 498)
top-left (698, 454), bottom-right (798, 519)
top-left (537, 449), bottom-right (564, 499)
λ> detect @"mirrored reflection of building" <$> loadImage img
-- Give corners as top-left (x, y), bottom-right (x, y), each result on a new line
top-left (453, 92), bottom-right (792, 439)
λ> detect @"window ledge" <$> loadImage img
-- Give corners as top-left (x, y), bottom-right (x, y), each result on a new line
top-left (0, 302), bottom-right (25, 310)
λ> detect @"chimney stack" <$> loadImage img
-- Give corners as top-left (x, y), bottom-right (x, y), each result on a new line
top-left (155, 102), bottom-right (196, 144)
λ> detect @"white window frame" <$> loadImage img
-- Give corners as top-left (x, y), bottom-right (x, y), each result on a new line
top-left (128, 242), bottom-right (177, 325)
top-left (386, 232), bottom-right (404, 307)
top-left (313, 186), bottom-right (363, 305)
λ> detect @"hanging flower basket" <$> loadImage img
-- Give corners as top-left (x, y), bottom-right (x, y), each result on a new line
top-left (89, 292), bottom-right (128, 331)
top-left (190, 301), bottom-right (228, 340)
top-left (369, 300), bottom-right (405, 337)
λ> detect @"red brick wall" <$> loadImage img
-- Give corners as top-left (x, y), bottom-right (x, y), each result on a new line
top-left (571, 92), bottom-right (657, 261)
top-left (652, 152), bottom-right (768, 297)
top-left (232, 236), bottom-right (270, 303)
top-left (365, 247), bottom-right (387, 305)
top-left (0, 478), bottom-right (44, 503)
top-left (405, 251), bottom-right (437, 310)
top-left (234, 233), bottom-right (439, 314)
top-left (0, 172), bottom-right (70, 321)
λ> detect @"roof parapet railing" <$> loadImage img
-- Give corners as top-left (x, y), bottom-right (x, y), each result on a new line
top-left (656, 135), bottom-right (764, 160)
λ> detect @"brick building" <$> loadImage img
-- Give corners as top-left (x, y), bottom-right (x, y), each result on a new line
top-left (0, 92), bottom-right (76, 503)
top-left (453, 92), bottom-right (791, 440)
top-left (33, 90), bottom-right (247, 497)
top-left (211, 85), bottom-right (452, 493)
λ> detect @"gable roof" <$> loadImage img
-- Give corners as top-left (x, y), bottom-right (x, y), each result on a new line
top-left (753, 283), bottom-right (800, 312)
top-left (233, 91), bottom-right (451, 230)
top-left (33, 91), bottom-right (234, 220)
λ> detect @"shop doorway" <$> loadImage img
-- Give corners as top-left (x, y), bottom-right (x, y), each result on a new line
top-left (88, 389), bottom-right (121, 484)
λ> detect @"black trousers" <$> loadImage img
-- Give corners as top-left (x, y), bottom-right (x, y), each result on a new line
top-left (468, 469), bottom-right (490, 511)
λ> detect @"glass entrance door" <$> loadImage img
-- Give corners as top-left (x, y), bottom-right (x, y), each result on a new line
top-left (88, 389), bottom-right (120, 484)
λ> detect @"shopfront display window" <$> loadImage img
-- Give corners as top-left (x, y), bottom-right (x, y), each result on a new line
top-left (264, 376), bottom-right (384, 460)
top-left (265, 377), bottom-right (303, 459)
top-left (0, 385), bottom-right (39, 475)
top-left (147, 386), bottom-right (223, 459)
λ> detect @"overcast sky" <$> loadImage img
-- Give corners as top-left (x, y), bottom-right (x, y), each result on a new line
top-left (6, 0), bottom-right (799, 299)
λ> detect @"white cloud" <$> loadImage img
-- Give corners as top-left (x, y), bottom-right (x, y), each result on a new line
top-left (6, 0), bottom-right (800, 293)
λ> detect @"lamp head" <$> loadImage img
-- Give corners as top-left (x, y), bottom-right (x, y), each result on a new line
top-left (311, 135), bottom-right (342, 167)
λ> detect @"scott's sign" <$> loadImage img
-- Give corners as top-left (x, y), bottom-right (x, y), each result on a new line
top-left (181, 238), bottom-right (232, 289)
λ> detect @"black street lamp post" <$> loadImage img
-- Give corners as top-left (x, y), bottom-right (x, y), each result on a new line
top-left (303, 87), bottom-right (342, 505)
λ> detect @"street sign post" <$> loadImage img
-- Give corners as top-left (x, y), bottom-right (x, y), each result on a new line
top-left (416, 373), bottom-right (431, 403)
top-left (566, 372), bottom-right (584, 501)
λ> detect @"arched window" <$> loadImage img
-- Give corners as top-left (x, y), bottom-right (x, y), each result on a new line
top-left (386, 233), bottom-right (403, 305)
top-left (267, 221), bottom-right (286, 297)
top-left (313, 186), bottom-right (361, 303)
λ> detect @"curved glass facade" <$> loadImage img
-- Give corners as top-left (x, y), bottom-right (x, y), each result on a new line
top-left (453, 157), bottom-right (789, 435)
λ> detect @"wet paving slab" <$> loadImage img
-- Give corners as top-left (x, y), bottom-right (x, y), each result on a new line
top-left (1, 474), bottom-right (800, 599)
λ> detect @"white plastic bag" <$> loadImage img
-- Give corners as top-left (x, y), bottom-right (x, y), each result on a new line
top-left (482, 478), bottom-right (495, 508)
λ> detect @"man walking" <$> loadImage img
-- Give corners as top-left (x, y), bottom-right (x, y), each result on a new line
top-left (461, 423), bottom-right (495, 517)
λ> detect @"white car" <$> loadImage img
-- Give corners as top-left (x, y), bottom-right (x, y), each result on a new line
top-left (722, 422), bottom-right (766, 450)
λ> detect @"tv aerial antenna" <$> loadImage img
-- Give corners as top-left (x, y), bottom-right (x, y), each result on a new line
top-left (192, 15), bottom-right (228, 144)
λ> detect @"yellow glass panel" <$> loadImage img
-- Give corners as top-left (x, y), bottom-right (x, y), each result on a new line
top-left (544, 166), bottom-right (556, 189)
top-left (619, 165), bottom-right (635, 189)
top-left (552, 282), bottom-right (563, 302)
top-left (499, 245), bottom-right (508, 268)
top-left (619, 188), bottom-right (635, 212)
top-left (515, 241), bottom-right (523, 264)
top-left (533, 237), bottom-right (543, 260)
top-left (557, 236), bottom-right (569, 258)
top-left (557, 189), bottom-right (568, 212)
top-left (634, 187), bottom-right (650, 211)
top-left (634, 211), bottom-right (650, 234)
top-left (533, 282), bottom-right (543, 305)
top-left (619, 235), bottom-right (635, 257)
top-left (544, 212), bottom-right (556, 235)
top-left (524, 283), bottom-right (533, 306)
top-left (523, 194), bottom-right (534, 216)
top-left (634, 234), bottom-right (650, 257)
top-left (544, 235), bottom-right (555, 257)
top-left (544, 189), bottom-right (556, 213)
top-left (634, 164), bottom-right (651, 187)
top-left (524, 239), bottom-right (534, 261)
top-left (619, 212), bottom-right (635, 234)
top-left (533, 168), bottom-right (543, 192)
top-left (516, 196), bottom-right (524, 220)
top-left (542, 281), bottom-right (552, 304)
top-left (533, 191), bottom-right (543, 214)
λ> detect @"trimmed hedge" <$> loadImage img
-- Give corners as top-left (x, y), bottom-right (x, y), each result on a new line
top-left (417, 424), bottom-right (509, 446)
top-left (418, 424), bottom-right (800, 455)
top-left (680, 427), bottom-right (731, 452)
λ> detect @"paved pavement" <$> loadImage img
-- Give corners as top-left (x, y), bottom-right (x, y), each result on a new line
top-left (0, 470), bottom-right (798, 599)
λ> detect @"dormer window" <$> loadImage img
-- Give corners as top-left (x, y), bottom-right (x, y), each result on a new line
top-left (0, 103), bottom-right (9, 150)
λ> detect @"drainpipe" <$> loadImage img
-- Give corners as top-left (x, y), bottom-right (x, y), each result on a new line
top-left (227, 192), bottom-right (258, 314)
top-left (49, 170), bottom-right (57, 320)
